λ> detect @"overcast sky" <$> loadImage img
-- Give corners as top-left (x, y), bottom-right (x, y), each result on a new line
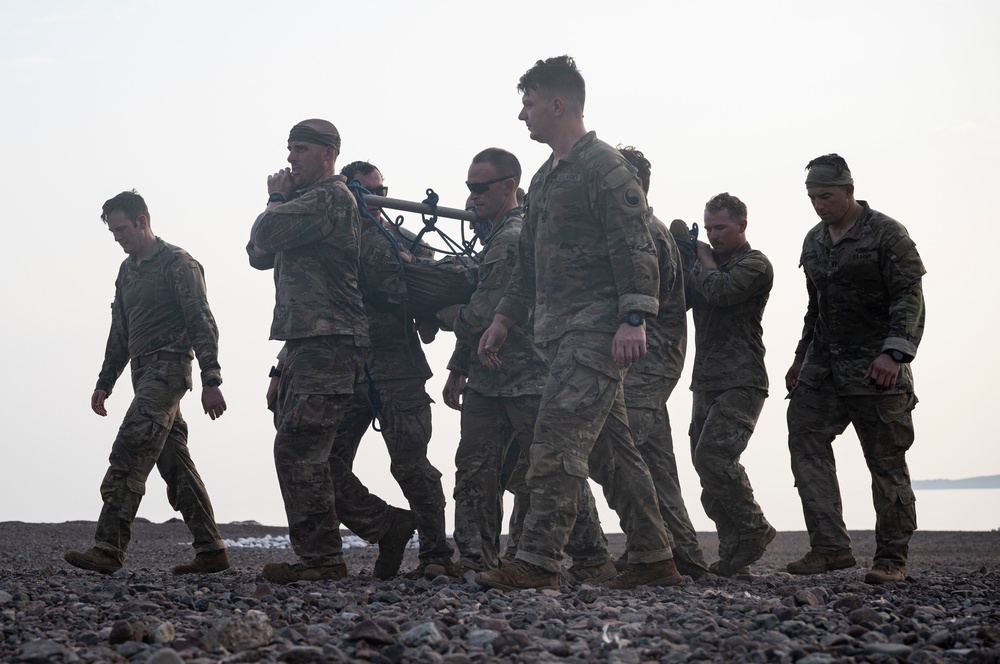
top-left (2, 1), bottom-right (997, 537)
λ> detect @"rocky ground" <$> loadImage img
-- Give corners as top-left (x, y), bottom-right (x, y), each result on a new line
top-left (1, 520), bottom-right (998, 662)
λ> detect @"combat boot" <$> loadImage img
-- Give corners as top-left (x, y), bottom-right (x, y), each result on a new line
top-left (421, 559), bottom-right (463, 580)
top-left (262, 562), bottom-right (347, 584)
top-left (864, 562), bottom-right (905, 584)
top-left (565, 558), bottom-right (618, 584)
top-left (475, 560), bottom-right (559, 591)
top-left (709, 560), bottom-right (751, 577)
top-left (64, 548), bottom-right (123, 574)
top-left (728, 524), bottom-right (776, 571)
top-left (374, 508), bottom-right (417, 580)
top-left (787, 550), bottom-right (857, 575)
top-left (172, 549), bottom-right (231, 575)
top-left (602, 558), bottom-right (684, 589)
top-left (675, 554), bottom-right (711, 580)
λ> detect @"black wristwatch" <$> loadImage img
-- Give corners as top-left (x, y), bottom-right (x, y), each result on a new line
top-left (622, 312), bottom-right (644, 327)
top-left (268, 192), bottom-right (287, 204)
top-left (268, 365), bottom-right (282, 378)
top-left (882, 349), bottom-right (906, 362)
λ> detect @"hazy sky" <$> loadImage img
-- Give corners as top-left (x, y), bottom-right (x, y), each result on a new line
top-left (2, 1), bottom-right (997, 536)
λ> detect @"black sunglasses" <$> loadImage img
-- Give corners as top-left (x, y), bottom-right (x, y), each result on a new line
top-left (466, 175), bottom-right (514, 195)
top-left (367, 185), bottom-right (388, 197)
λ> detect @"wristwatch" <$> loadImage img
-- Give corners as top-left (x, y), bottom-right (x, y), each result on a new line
top-left (622, 312), bottom-right (644, 327)
top-left (268, 192), bottom-right (287, 204)
top-left (882, 349), bottom-right (906, 362)
top-left (268, 365), bottom-right (282, 378)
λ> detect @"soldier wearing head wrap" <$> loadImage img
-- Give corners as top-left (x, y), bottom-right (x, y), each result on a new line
top-left (687, 192), bottom-right (775, 576)
top-left (475, 56), bottom-right (677, 591)
top-left (785, 154), bottom-right (925, 585)
top-left (64, 189), bottom-right (229, 576)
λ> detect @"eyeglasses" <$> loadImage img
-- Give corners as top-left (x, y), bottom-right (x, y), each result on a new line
top-left (367, 185), bottom-right (388, 197)
top-left (466, 175), bottom-right (514, 195)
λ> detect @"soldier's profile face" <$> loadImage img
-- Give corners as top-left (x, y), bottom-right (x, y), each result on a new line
top-left (354, 169), bottom-right (384, 221)
top-left (106, 210), bottom-right (142, 256)
top-left (287, 140), bottom-right (330, 189)
top-left (466, 161), bottom-right (508, 225)
top-left (518, 89), bottom-right (555, 143)
top-left (807, 185), bottom-right (853, 226)
top-left (703, 208), bottom-right (746, 261)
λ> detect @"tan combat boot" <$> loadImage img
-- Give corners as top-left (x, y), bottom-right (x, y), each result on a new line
top-left (602, 558), bottom-right (684, 589)
top-left (172, 549), bottom-right (231, 575)
top-left (64, 548), bottom-right (123, 574)
top-left (475, 560), bottom-right (559, 591)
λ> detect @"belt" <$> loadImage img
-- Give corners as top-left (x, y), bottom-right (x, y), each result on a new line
top-left (131, 351), bottom-right (191, 370)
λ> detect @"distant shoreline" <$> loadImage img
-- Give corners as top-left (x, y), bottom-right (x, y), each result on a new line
top-left (913, 475), bottom-right (1000, 490)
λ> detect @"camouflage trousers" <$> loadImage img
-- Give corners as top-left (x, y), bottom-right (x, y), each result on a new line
top-left (273, 336), bottom-right (368, 567)
top-left (690, 388), bottom-right (770, 562)
top-left (96, 359), bottom-right (224, 564)
top-left (337, 377), bottom-right (452, 564)
top-left (620, 384), bottom-right (706, 570)
top-left (517, 331), bottom-right (671, 573)
top-left (502, 442), bottom-right (611, 569)
top-left (787, 377), bottom-right (917, 566)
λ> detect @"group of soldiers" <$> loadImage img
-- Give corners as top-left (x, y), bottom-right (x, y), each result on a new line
top-left (64, 55), bottom-right (926, 590)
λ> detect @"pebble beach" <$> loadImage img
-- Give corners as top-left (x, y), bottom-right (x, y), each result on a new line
top-left (2, 520), bottom-right (998, 663)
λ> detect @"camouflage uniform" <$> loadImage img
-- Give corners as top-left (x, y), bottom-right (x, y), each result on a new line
top-left (495, 132), bottom-right (671, 573)
top-left (605, 214), bottom-right (706, 570)
top-left (249, 174), bottom-right (370, 567)
top-left (788, 201), bottom-right (925, 567)
top-left (92, 238), bottom-right (225, 563)
top-left (688, 242), bottom-right (773, 563)
top-left (449, 208), bottom-right (608, 571)
top-left (335, 222), bottom-right (453, 565)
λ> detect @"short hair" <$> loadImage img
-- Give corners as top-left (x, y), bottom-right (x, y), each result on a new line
top-left (617, 145), bottom-right (651, 194)
top-left (101, 189), bottom-right (149, 225)
top-left (805, 153), bottom-right (850, 175)
top-left (704, 192), bottom-right (747, 222)
top-left (517, 55), bottom-right (585, 111)
top-left (472, 148), bottom-right (521, 186)
top-left (340, 160), bottom-right (381, 181)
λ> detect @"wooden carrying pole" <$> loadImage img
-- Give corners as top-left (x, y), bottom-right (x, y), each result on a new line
top-left (365, 195), bottom-right (479, 223)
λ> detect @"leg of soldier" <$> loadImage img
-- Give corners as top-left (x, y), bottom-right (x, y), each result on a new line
top-left (272, 337), bottom-right (364, 567)
top-left (155, 407), bottom-right (225, 553)
top-left (631, 401), bottom-right (707, 572)
top-left (846, 393), bottom-right (918, 567)
top-left (689, 391), bottom-right (736, 562)
top-left (379, 378), bottom-right (452, 564)
top-left (94, 360), bottom-right (189, 563)
top-left (563, 480), bottom-right (612, 568)
top-left (453, 390), bottom-right (514, 571)
top-left (502, 444), bottom-right (529, 560)
top-left (328, 393), bottom-right (394, 543)
top-left (787, 378), bottom-right (854, 555)
top-left (690, 387), bottom-right (769, 538)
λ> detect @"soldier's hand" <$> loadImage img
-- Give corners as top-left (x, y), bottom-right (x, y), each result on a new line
top-left (443, 371), bottom-right (467, 410)
top-left (202, 385), bottom-right (227, 420)
top-left (267, 168), bottom-right (295, 201)
top-left (785, 354), bottom-right (805, 391)
top-left (436, 304), bottom-right (463, 331)
top-left (415, 319), bottom-right (439, 343)
top-left (91, 389), bottom-right (108, 417)
top-left (864, 354), bottom-right (900, 391)
top-left (612, 323), bottom-right (646, 367)
top-left (478, 316), bottom-right (513, 369)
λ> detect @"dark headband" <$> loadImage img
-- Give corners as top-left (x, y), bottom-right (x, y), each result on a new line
top-left (288, 123), bottom-right (341, 151)
top-left (805, 164), bottom-right (853, 187)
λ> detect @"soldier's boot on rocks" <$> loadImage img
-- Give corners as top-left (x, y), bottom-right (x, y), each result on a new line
top-left (374, 508), bottom-right (417, 580)
top-left (709, 560), bottom-right (751, 577)
top-left (786, 550), bottom-right (858, 575)
top-left (475, 560), bottom-right (559, 591)
top-left (172, 549), bottom-right (231, 575)
top-left (564, 558), bottom-right (618, 584)
top-left (728, 524), bottom-right (776, 571)
top-left (262, 562), bottom-right (347, 584)
top-left (602, 558), bottom-right (684, 589)
top-left (421, 559), bottom-right (464, 580)
top-left (64, 548), bottom-right (123, 574)
top-left (864, 562), bottom-right (906, 585)
top-left (613, 551), bottom-right (629, 573)
top-left (674, 553), bottom-right (711, 580)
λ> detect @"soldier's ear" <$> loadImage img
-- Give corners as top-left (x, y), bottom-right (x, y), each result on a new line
top-left (136, 214), bottom-right (150, 230)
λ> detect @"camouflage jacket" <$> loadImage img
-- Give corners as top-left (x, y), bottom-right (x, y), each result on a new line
top-left (96, 238), bottom-right (222, 396)
top-left (248, 175), bottom-right (369, 345)
top-left (496, 132), bottom-right (659, 343)
top-left (359, 221), bottom-right (433, 381)
top-left (688, 242), bottom-right (772, 392)
top-left (624, 213), bottom-right (687, 408)
top-left (795, 201), bottom-right (925, 396)
top-left (447, 207), bottom-right (546, 397)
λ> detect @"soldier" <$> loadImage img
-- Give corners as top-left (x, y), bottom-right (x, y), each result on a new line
top-left (65, 190), bottom-right (230, 576)
top-left (786, 154), bottom-right (925, 585)
top-left (686, 192), bottom-right (775, 576)
top-left (332, 160), bottom-right (453, 579)
top-left (247, 119), bottom-right (372, 583)
top-left (477, 56), bottom-right (678, 590)
top-left (436, 149), bottom-right (614, 582)
top-left (604, 146), bottom-right (710, 579)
